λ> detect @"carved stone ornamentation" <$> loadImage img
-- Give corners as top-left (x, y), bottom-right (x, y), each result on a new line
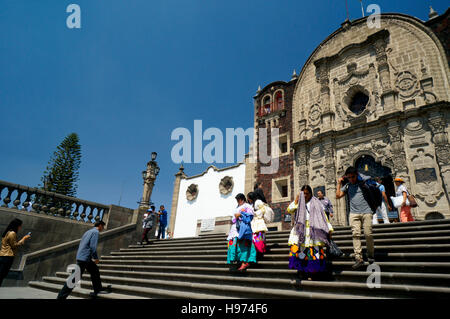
top-left (386, 126), bottom-right (408, 174)
top-left (428, 116), bottom-right (450, 167)
top-left (296, 147), bottom-right (310, 186)
top-left (219, 176), bottom-right (234, 195)
top-left (373, 37), bottom-right (392, 92)
top-left (308, 103), bottom-right (322, 128)
top-left (395, 71), bottom-right (420, 99)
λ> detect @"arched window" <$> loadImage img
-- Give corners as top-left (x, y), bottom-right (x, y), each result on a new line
top-left (349, 92), bottom-right (369, 115)
top-left (263, 96), bottom-right (271, 115)
top-left (274, 91), bottom-right (284, 111)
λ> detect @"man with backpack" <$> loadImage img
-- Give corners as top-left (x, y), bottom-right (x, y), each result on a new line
top-left (336, 166), bottom-right (378, 269)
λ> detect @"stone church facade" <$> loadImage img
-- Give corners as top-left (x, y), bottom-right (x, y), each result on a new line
top-left (252, 9), bottom-right (450, 227)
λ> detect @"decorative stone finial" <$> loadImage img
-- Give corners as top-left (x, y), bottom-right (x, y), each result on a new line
top-left (257, 85), bottom-right (261, 92)
top-left (429, 6), bottom-right (438, 20)
top-left (291, 69), bottom-right (298, 81)
top-left (341, 18), bottom-right (352, 30)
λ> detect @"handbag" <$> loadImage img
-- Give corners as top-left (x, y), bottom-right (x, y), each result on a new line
top-left (328, 240), bottom-right (343, 259)
top-left (408, 194), bottom-right (418, 208)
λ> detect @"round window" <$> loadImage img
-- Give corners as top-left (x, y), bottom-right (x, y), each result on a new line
top-left (349, 92), bottom-right (369, 115)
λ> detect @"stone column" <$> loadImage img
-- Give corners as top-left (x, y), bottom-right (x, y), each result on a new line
top-left (387, 122), bottom-right (416, 216)
top-left (387, 122), bottom-right (408, 177)
top-left (296, 143), bottom-right (310, 188)
top-left (323, 139), bottom-right (339, 224)
top-left (168, 165), bottom-right (186, 238)
top-left (139, 157), bottom-right (160, 212)
top-left (428, 113), bottom-right (450, 206)
top-left (373, 33), bottom-right (398, 111)
top-left (315, 58), bottom-right (334, 131)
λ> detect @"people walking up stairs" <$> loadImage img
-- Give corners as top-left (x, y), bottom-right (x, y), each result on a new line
top-left (29, 219), bottom-right (450, 299)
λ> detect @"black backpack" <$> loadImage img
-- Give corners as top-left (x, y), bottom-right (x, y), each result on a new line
top-left (358, 181), bottom-right (383, 214)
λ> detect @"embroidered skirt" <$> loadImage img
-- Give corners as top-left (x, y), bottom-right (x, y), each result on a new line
top-left (227, 237), bottom-right (257, 264)
top-left (252, 231), bottom-right (266, 254)
top-left (288, 245), bottom-right (328, 274)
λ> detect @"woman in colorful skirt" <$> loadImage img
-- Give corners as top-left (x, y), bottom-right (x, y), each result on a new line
top-left (247, 192), bottom-right (269, 258)
top-left (288, 185), bottom-right (334, 280)
top-left (226, 193), bottom-right (257, 271)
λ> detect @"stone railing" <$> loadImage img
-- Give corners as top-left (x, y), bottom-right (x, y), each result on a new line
top-left (0, 179), bottom-right (109, 224)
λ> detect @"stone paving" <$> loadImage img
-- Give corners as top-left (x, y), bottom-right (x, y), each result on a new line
top-left (0, 287), bottom-right (80, 299)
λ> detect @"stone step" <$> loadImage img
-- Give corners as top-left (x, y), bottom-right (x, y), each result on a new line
top-left (45, 274), bottom-right (381, 299)
top-left (28, 219), bottom-right (450, 299)
top-left (28, 281), bottom-right (145, 299)
top-left (101, 252), bottom-right (450, 262)
top-left (99, 258), bottom-right (450, 273)
top-left (59, 266), bottom-right (450, 289)
top-left (97, 263), bottom-right (450, 286)
top-left (113, 243), bottom-right (450, 256)
top-left (132, 228), bottom-right (450, 249)
top-left (123, 235), bottom-right (450, 252)
top-left (151, 222), bottom-right (450, 245)
top-left (146, 220), bottom-right (450, 244)
top-left (40, 276), bottom-right (232, 299)
top-left (53, 270), bottom-right (450, 298)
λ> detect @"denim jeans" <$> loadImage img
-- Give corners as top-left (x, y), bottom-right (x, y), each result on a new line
top-left (157, 224), bottom-right (166, 239)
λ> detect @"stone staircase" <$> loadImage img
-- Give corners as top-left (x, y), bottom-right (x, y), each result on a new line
top-left (29, 219), bottom-right (450, 298)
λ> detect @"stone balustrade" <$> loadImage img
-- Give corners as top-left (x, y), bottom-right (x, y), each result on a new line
top-left (0, 179), bottom-right (109, 224)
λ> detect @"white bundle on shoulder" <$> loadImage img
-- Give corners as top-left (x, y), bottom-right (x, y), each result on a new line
top-left (391, 195), bottom-right (409, 208)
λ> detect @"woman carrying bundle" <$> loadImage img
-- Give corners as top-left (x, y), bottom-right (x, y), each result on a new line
top-left (247, 192), bottom-right (269, 259)
top-left (226, 193), bottom-right (257, 271)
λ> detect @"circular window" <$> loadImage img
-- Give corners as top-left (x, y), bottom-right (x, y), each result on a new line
top-left (186, 184), bottom-right (199, 201)
top-left (219, 176), bottom-right (234, 195)
top-left (349, 92), bottom-right (369, 115)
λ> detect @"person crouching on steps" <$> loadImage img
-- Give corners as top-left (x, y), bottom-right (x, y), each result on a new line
top-left (226, 193), bottom-right (257, 271)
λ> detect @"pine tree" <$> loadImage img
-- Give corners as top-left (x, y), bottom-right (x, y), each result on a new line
top-left (40, 133), bottom-right (82, 198)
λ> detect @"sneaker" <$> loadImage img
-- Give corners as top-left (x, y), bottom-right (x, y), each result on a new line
top-left (352, 259), bottom-right (365, 270)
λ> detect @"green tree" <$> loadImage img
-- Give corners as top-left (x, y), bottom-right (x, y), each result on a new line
top-left (40, 133), bottom-right (82, 198)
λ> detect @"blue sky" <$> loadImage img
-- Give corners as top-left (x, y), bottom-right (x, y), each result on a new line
top-left (0, 0), bottom-right (447, 219)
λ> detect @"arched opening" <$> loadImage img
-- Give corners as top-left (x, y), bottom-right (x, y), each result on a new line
top-left (425, 212), bottom-right (445, 220)
top-left (274, 91), bottom-right (284, 111)
top-left (354, 154), bottom-right (396, 215)
top-left (349, 91), bottom-right (369, 115)
top-left (263, 96), bottom-right (271, 115)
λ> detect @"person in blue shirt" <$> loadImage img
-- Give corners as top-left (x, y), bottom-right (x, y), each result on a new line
top-left (372, 177), bottom-right (392, 224)
top-left (156, 205), bottom-right (168, 239)
top-left (57, 221), bottom-right (112, 299)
